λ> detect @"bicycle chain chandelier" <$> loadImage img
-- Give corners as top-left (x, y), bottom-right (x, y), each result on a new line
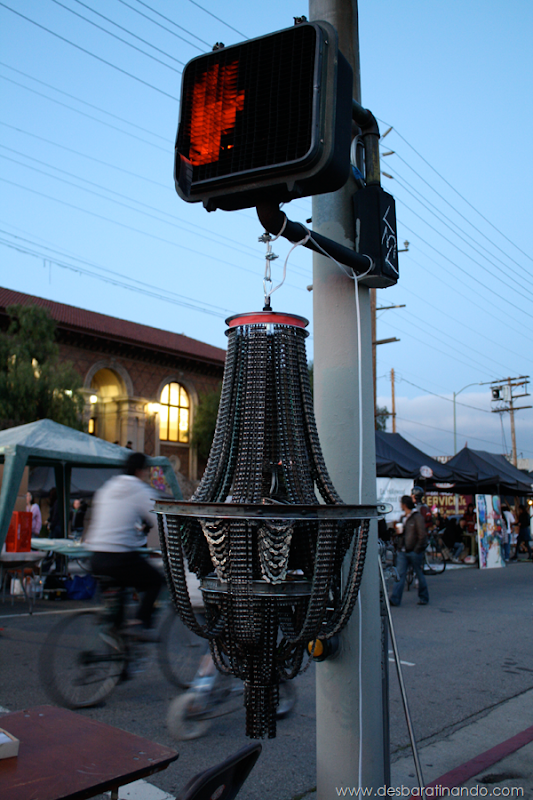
top-left (157, 310), bottom-right (378, 738)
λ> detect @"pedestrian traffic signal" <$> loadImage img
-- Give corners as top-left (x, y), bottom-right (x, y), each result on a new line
top-left (174, 22), bottom-right (353, 211)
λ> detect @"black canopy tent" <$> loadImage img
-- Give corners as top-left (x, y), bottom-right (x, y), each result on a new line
top-left (375, 431), bottom-right (455, 482)
top-left (445, 447), bottom-right (533, 496)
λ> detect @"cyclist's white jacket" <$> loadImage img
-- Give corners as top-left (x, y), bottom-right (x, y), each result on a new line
top-left (84, 475), bottom-right (156, 552)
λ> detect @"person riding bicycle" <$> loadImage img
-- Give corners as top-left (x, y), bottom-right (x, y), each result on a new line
top-left (85, 452), bottom-right (165, 638)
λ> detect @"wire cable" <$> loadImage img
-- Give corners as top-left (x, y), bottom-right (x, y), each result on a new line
top-left (381, 144), bottom-right (533, 283)
top-left (397, 217), bottom-right (533, 320)
top-left (0, 61), bottom-right (170, 142)
top-left (50, 0), bottom-right (184, 72)
top-left (0, 147), bottom-right (311, 281)
top-left (397, 197), bottom-right (533, 310)
top-left (118, 0), bottom-right (210, 48)
top-left (377, 119), bottom-right (533, 266)
top-left (384, 162), bottom-right (533, 292)
top-left (0, 2), bottom-right (178, 100)
top-left (185, 0), bottom-right (248, 39)
top-left (0, 176), bottom-right (308, 292)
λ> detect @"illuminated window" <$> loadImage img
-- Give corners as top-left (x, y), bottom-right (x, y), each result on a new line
top-left (159, 382), bottom-right (190, 443)
top-left (88, 418), bottom-right (96, 435)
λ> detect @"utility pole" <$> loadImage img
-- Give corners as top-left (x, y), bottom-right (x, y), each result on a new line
top-left (391, 368), bottom-right (397, 433)
top-left (310, 0), bottom-right (386, 795)
top-left (489, 376), bottom-right (531, 466)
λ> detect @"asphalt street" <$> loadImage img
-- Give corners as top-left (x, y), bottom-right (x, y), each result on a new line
top-left (0, 561), bottom-right (531, 799)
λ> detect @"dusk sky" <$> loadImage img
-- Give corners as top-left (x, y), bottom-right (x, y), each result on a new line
top-left (1, 1), bottom-right (532, 459)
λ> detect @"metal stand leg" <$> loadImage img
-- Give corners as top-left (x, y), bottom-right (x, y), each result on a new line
top-left (378, 556), bottom-right (425, 791)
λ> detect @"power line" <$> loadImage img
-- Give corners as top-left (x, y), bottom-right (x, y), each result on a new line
top-left (185, 0), bottom-right (248, 39)
top-left (402, 242), bottom-right (532, 346)
top-left (385, 163), bottom-right (533, 292)
top-left (0, 235), bottom-right (229, 318)
top-left (397, 196), bottom-right (533, 311)
top-left (0, 146), bottom-right (311, 280)
top-left (0, 61), bottom-right (170, 142)
top-left (0, 120), bottom-right (172, 190)
top-left (116, 0), bottom-right (210, 48)
top-left (381, 143), bottom-right (533, 284)
top-left (381, 301), bottom-right (523, 376)
top-left (389, 279), bottom-right (529, 366)
top-left (51, 0), bottom-right (184, 72)
top-left (378, 119), bottom-right (533, 266)
top-left (397, 217), bottom-right (533, 321)
top-left (0, 2), bottom-right (178, 100)
top-left (398, 377), bottom-right (491, 413)
top-left (0, 176), bottom-right (306, 292)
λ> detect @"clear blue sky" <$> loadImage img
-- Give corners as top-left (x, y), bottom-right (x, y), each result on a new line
top-left (1, 1), bottom-right (532, 459)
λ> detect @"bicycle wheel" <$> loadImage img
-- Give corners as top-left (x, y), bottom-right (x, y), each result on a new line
top-left (39, 610), bottom-right (127, 708)
top-left (158, 609), bottom-right (205, 690)
top-left (167, 692), bottom-right (211, 740)
top-left (424, 541), bottom-right (446, 574)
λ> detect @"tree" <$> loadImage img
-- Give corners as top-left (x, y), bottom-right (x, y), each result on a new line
top-left (375, 405), bottom-right (389, 431)
top-left (191, 385), bottom-right (221, 460)
top-left (0, 304), bottom-right (85, 429)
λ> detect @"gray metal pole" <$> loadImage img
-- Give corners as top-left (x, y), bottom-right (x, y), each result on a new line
top-left (309, 0), bottom-right (385, 795)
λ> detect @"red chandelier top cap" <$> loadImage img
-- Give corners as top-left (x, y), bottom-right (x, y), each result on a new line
top-left (225, 311), bottom-right (309, 329)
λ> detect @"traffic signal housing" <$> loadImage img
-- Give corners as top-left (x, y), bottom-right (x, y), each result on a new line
top-left (174, 22), bottom-right (353, 211)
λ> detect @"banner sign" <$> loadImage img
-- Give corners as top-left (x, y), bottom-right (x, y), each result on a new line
top-left (476, 494), bottom-right (505, 569)
top-left (424, 493), bottom-right (473, 517)
top-left (376, 478), bottom-right (413, 523)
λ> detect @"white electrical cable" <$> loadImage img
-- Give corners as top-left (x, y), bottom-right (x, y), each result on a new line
top-left (264, 228), bottom-right (311, 302)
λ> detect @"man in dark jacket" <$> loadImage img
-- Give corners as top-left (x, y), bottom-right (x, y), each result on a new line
top-left (390, 495), bottom-right (429, 607)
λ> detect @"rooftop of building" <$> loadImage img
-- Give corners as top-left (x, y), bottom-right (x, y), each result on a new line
top-left (0, 287), bottom-right (226, 367)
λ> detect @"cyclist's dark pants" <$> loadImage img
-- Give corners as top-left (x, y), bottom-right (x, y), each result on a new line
top-left (91, 552), bottom-right (165, 628)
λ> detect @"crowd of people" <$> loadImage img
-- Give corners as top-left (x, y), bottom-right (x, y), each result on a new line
top-left (384, 490), bottom-right (532, 608)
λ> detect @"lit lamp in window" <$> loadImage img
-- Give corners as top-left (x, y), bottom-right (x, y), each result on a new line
top-left (88, 394), bottom-right (98, 436)
top-left (159, 382), bottom-right (189, 443)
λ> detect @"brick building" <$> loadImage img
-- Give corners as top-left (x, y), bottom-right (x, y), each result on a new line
top-left (0, 288), bottom-right (226, 480)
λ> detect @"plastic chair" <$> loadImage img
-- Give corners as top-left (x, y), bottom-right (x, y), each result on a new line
top-left (175, 743), bottom-right (262, 800)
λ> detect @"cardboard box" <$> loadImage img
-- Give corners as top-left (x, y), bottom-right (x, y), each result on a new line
top-left (0, 729), bottom-right (20, 759)
top-left (5, 511), bottom-right (32, 552)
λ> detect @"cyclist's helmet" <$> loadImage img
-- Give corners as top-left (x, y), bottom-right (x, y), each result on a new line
top-left (411, 485), bottom-right (425, 502)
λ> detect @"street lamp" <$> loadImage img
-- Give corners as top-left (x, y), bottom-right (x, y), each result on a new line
top-left (453, 382), bottom-right (482, 454)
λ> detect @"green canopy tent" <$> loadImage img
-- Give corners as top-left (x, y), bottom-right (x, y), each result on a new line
top-left (0, 419), bottom-right (183, 549)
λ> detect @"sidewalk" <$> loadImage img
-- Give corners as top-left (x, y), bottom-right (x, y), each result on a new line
top-left (392, 686), bottom-right (533, 795)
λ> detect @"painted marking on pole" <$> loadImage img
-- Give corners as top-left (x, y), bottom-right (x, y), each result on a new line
top-left (389, 650), bottom-right (415, 667)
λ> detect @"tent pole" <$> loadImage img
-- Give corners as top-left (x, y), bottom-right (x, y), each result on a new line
top-left (0, 448), bottom-right (28, 549)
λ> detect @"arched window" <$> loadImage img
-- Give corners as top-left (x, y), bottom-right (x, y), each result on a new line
top-left (159, 382), bottom-right (190, 443)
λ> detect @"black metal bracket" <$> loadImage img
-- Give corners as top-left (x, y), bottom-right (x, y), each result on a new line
top-left (255, 202), bottom-right (372, 274)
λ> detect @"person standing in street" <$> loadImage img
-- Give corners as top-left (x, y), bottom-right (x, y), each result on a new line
top-left (510, 504), bottom-right (532, 561)
top-left (390, 495), bottom-right (429, 607)
top-left (25, 492), bottom-right (42, 536)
